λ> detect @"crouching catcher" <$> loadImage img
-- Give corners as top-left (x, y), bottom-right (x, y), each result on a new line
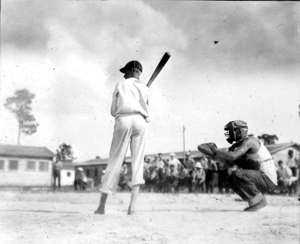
top-left (198, 120), bottom-right (277, 212)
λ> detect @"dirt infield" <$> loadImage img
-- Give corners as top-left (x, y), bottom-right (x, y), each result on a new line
top-left (0, 191), bottom-right (299, 244)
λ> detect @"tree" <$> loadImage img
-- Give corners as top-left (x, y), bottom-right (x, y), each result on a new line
top-left (56, 143), bottom-right (75, 162)
top-left (257, 134), bottom-right (279, 145)
top-left (4, 89), bottom-right (39, 145)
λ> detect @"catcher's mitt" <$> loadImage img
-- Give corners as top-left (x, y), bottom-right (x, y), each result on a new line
top-left (197, 143), bottom-right (218, 158)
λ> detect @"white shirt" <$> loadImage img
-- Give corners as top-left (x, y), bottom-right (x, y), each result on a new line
top-left (169, 157), bottom-right (181, 169)
top-left (286, 156), bottom-right (297, 168)
top-left (110, 77), bottom-right (150, 122)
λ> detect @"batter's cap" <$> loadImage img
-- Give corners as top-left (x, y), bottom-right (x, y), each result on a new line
top-left (120, 60), bottom-right (143, 73)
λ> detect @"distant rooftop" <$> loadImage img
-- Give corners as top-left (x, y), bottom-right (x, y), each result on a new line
top-left (265, 142), bottom-right (299, 154)
top-left (71, 142), bottom-right (300, 167)
top-left (0, 144), bottom-right (55, 159)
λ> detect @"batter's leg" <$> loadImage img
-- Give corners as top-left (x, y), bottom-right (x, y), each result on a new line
top-left (128, 185), bottom-right (140, 215)
top-left (94, 193), bottom-right (108, 215)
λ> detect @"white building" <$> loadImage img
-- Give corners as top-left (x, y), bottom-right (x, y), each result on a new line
top-left (0, 144), bottom-right (55, 188)
top-left (60, 162), bottom-right (76, 186)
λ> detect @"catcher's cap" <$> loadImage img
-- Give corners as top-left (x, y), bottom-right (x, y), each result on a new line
top-left (224, 120), bottom-right (248, 131)
top-left (78, 167), bottom-right (83, 171)
top-left (120, 60), bottom-right (143, 73)
top-left (170, 153), bottom-right (176, 156)
top-left (195, 162), bottom-right (202, 169)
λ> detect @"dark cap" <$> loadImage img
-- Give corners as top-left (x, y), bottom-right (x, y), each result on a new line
top-left (120, 60), bottom-right (143, 73)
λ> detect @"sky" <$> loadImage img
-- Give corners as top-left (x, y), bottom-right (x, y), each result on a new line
top-left (1, 0), bottom-right (300, 161)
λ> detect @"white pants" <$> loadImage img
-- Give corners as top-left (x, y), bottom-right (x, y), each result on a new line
top-left (100, 114), bottom-right (148, 195)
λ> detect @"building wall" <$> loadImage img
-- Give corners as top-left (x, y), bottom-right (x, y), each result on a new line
top-left (0, 156), bottom-right (53, 187)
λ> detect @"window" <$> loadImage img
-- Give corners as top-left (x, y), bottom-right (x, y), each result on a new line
top-left (86, 169), bottom-right (90, 177)
top-left (67, 172), bottom-right (71, 177)
top-left (27, 161), bottom-right (36, 171)
top-left (9, 160), bottom-right (19, 171)
top-left (0, 160), bottom-right (4, 170)
top-left (39, 161), bottom-right (49, 172)
top-left (94, 168), bottom-right (98, 177)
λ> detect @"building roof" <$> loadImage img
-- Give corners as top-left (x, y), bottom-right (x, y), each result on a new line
top-left (61, 162), bottom-right (76, 170)
top-left (72, 142), bottom-right (300, 167)
top-left (75, 157), bottom-right (108, 167)
top-left (0, 144), bottom-right (55, 159)
top-left (265, 142), bottom-right (299, 155)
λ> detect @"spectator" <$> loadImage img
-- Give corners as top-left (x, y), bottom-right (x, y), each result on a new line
top-left (74, 167), bottom-right (87, 190)
top-left (147, 158), bottom-right (159, 192)
top-left (184, 152), bottom-right (195, 193)
top-left (177, 164), bottom-right (189, 192)
top-left (118, 162), bottom-right (129, 191)
top-left (142, 157), bottom-right (151, 192)
top-left (53, 159), bottom-right (63, 190)
top-left (167, 164), bottom-right (178, 194)
top-left (217, 161), bottom-right (230, 194)
top-left (169, 153), bottom-right (181, 171)
top-left (192, 162), bottom-right (206, 193)
top-left (156, 153), bottom-right (166, 192)
top-left (204, 156), bottom-right (218, 193)
top-left (277, 160), bottom-right (293, 194)
top-left (286, 150), bottom-right (297, 176)
top-left (184, 151), bottom-right (195, 173)
top-left (201, 157), bottom-right (208, 171)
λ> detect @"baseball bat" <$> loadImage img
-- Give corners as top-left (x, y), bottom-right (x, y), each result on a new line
top-left (147, 52), bottom-right (171, 87)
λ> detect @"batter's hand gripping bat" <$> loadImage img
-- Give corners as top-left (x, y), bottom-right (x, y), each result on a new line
top-left (147, 52), bottom-right (171, 87)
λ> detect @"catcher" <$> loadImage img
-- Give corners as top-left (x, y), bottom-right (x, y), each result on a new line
top-left (198, 120), bottom-right (277, 212)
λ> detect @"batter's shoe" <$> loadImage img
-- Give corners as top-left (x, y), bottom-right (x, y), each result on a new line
top-left (244, 196), bottom-right (267, 212)
top-left (94, 208), bottom-right (105, 215)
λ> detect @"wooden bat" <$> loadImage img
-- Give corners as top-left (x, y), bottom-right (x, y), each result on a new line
top-left (147, 52), bottom-right (171, 87)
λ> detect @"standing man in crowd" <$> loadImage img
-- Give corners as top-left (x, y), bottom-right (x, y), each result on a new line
top-left (217, 160), bottom-right (230, 194)
top-left (210, 120), bottom-right (277, 212)
top-left (277, 160), bottom-right (293, 194)
top-left (286, 150), bottom-right (298, 177)
top-left (177, 164), bottom-right (189, 192)
top-left (204, 156), bottom-right (218, 193)
top-left (53, 159), bottom-right (63, 190)
top-left (169, 153), bottom-right (181, 170)
top-left (184, 151), bottom-right (195, 193)
top-left (74, 167), bottom-right (88, 190)
top-left (94, 60), bottom-right (150, 215)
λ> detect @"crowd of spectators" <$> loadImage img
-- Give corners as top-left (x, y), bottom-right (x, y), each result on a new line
top-left (275, 150), bottom-right (299, 195)
top-left (117, 149), bottom-right (300, 196)
top-left (118, 152), bottom-right (231, 194)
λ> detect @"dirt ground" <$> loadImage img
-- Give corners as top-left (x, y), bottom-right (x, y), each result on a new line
top-left (0, 190), bottom-right (299, 244)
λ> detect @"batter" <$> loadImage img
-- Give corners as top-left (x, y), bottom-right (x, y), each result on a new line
top-left (94, 60), bottom-right (150, 215)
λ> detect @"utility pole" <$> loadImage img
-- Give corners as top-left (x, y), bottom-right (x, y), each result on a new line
top-left (183, 125), bottom-right (186, 165)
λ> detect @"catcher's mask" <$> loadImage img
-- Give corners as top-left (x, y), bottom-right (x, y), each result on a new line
top-left (224, 120), bottom-right (248, 144)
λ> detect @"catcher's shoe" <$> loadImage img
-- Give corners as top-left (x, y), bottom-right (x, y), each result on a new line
top-left (244, 196), bottom-right (267, 212)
